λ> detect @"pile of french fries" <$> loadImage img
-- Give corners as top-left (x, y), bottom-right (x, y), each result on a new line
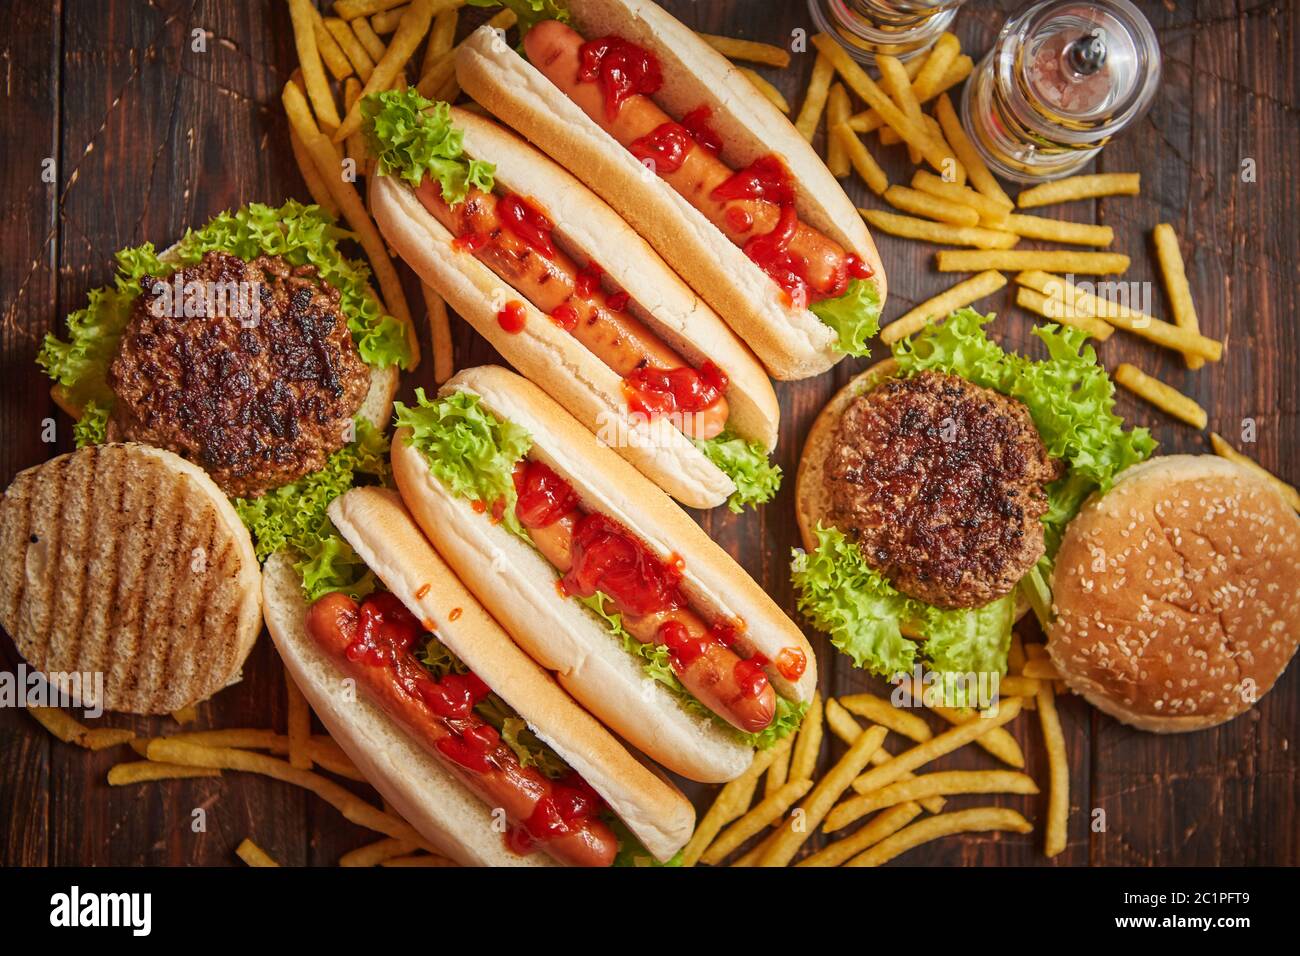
top-left (790, 29), bottom-right (1296, 510)
top-left (683, 635), bottom-right (1074, 866)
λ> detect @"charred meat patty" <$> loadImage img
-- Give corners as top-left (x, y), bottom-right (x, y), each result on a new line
top-left (825, 370), bottom-right (1062, 609)
top-left (107, 251), bottom-right (370, 497)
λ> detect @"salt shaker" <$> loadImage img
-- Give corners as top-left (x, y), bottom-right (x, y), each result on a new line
top-left (960, 0), bottom-right (1161, 182)
top-left (806, 0), bottom-right (969, 64)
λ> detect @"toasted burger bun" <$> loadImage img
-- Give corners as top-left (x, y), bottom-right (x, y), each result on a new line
top-left (391, 365), bottom-right (817, 783)
top-left (455, 2), bottom-right (886, 380)
top-left (369, 106), bottom-right (778, 511)
top-left (1047, 455), bottom-right (1300, 733)
top-left (0, 443), bottom-right (261, 714)
top-left (264, 486), bottom-right (695, 864)
top-left (795, 360), bottom-right (1031, 623)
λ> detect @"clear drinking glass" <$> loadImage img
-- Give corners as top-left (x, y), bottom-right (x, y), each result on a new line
top-left (807, 0), bottom-right (969, 64)
top-left (960, 0), bottom-right (1161, 182)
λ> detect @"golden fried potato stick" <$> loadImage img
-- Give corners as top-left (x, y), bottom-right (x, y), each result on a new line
top-left (1017, 172), bottom-right (1140, 208)
top-left (794, 53), bottom-right (834, 142)
top-left (934, 93), bottom-right (1014, 209)
top-left (846, 807), bottom-right (1032, 866)
top-left (1036, 681), bottom-right (1070, 858)
top-left (738, 68), bottom-right (790, 113)
top-left (235, 838), bottom-right (281, 867)
top-left (699, 33), bottom-right (791, 68)
top-left (824, 770), bottom-right (1037, 832)
top-left (288, 0), bottom-right (342, 133)
top-left (107, 761), bottom-right (222, 785)
top-left (1152, 223), bottom-right (1204, 369)
top-left (334, 0), bottom-right (435, 144)
top-left (798, 802), bottom-right (922, 867)
top-left (1114, 363), bottom-right (1208, 429)
top-left (883, 270), bottom-right (1006, 345)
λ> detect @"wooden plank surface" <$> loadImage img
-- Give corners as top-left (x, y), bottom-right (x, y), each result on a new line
top-left (0, 0), bottom-right (1295, 867)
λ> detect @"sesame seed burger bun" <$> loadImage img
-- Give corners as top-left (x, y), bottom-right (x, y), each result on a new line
top-left (1047, 455), bottom-right (1300, 733)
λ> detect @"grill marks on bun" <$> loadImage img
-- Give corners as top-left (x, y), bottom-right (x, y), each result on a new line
top-left (1047, 455), bottom-right (1300, 732)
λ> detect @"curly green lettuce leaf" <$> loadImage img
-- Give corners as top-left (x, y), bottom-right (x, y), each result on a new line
top-left (914, 594), bottom-right (1015, 703)
top-left (362, 89), bottom-right (496, 204)
top-left (693, 430), bottom-right (782, 513)
top-left (234, 418), bottom-right (389, 601)
top-left (577, 592), bottom-right (803, 750)
top-left (893, 308), bottom-right (1155, 490)
top-left (72, 401), bottom-right (109, 448)
top-left (466, 0), bottom-right (569, 39)
top-left (609, 816), bottom-right (683, 868)
top-left (810, 278), bottom-right (882, 357)
top-left (394, 388), bottom-right (533, 538)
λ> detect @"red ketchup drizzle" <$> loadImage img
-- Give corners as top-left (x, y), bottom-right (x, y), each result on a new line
top-left (711, 154), bottom-right (798, 206)
top-left (733, 652), bottom-right (770, 700)
top-left (725, 206), bottom-right (754, 234)
top-left (776, 646), bottom-right (808, 682)
top-left (575, 260), bottom-right (604, 297)
top-left (623, 360), bottom-right (729, 421)
top-left (680, 105), bottom-right (723, 155)
top-left (498, 193), bottom-right (556, 258)
top-left (578, 35), bottom-right (663, 121)
top-left (452, 232), bottom-right (489, 253)
top-left (549, 302), bottom-right (578, 331)
top-left (513, 459), bottom-right (580, 529)
top-left (630, 122), bottom-right (693, 174)
top-left (497, 300), bottom-right (527, 333)
top-left (508, 774), bottom-right (604, 854)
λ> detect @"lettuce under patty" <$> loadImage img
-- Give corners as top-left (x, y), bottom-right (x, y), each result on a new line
top-left (38, 200), bottom-right (412, 442)
top-left (694, 430), bottom-right (782, 513)
top-left (792, 309), bottom-right (1155, 684)
top-left (363, 89), bottom-right (496, 204)
top-left (399, 390), bottom-right (803, 747)
top-left (811, 277), bottom-right (883, 357)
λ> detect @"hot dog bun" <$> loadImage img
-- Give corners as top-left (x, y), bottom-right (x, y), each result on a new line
top-left (264, 487), bottom-right (695, 865)
top-left (369, 106), bottom-right (779, 510)
top-left (391, 365), bottom-right (817, 783)
top-left (455, 4), bottom-right (887, 380)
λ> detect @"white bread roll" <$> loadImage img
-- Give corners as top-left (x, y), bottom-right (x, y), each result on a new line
top-left (264, 487), bottom-right (695, 864)
top-left (391, 365), bottom-right (817, 783)
top-left (455, 2), bottom-right (887, 380)
top-left (368, 106), bottom-right (779, 510)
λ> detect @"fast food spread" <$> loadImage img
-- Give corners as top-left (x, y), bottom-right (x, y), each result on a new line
top-left (1, 0), bottom-right (1297, 876)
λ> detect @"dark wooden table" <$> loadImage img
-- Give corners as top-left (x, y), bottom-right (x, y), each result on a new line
top-left (1, 0), bottom-right (1295, 867)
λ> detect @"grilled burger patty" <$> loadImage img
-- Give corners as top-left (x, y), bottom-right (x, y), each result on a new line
top-left (107, 251), bottom-right (370, 498)
top-left (824, 370), bottom-right (1062, 609)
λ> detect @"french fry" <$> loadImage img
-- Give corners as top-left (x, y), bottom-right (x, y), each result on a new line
top-left (799, 802), bottom-right (923, 867)
top-left (884, 184), bottom-right (977, 226)
top-left (171, 705), bottom-right (198, 725)
top-left (283, 81), bottom-right (416, 361)
top-left (326, 16), bottom-right (376, 81)
top-left (422, 6), bottom-right (458, 76)
top-left (335, 0), bottom-right (435, 144)
top-left (913, 32), bottom-right (960, 100)
top-left (286, 670), bottom-right (312, 770)
top-left (847, 55), bottom-right (973, 134)
top-left (335, 0), bottom-right (416, 18)
top-left (1016, 286), bottom-right (1115, 340)
top-left (789, 691), bottom-right (823, 782)
top-left (1004, 214), bottom-right (1114, 247)
top-left (731, 829), bottom-right (778, 867)
top-left (813, 34), bottom-right (952, 173)
top-left (864, 209), bottom-right (1018, 249)
top-left (911, 169), bottom-right (1012, 222)
top-left (846, 807), bottom-right (1033, 867)
top-left (107, 761), bottom-right (222, 785)
top-left (1016, 271), bottom-right (1222, 360)
top-left (235, 838), bottom-right (280, 867)
top-left (344, 77), bottom-right (366, 165)
top-left (142, 729), bottom-right (363, 781)
top-left (28, 707), bottom-right (134, 750)
top-left (699, 32), bottom-right (790, 68)
top-left (1017, 172), bottom-right (1140, 208)
top-left (833, 122), bottom-right (888, 196)
top-left (765, 740), bottom-right (792, 798)
top-left (1037, 681), bottom-right (1069, 858)
top-left (421, 282), bottom-right (455, 384)
top-left (1114, 363), bottom-right (1208, 429)
top-left (372, 3), bottom-right (412, 33)
top-left (1208, 433), bottom-right (1300, 512)
top-left (416, 9), bottom-right (514, 97)
top-left (937, 249), bottom-right (1128, 274)
top-left (680, 734), bottom-right (793, 867)
top-left (700, 780), bottom-right (812, 865)
top-left (1000, 675), bottom-right (1040, 697)
top-left (758, 724), bottom-right (889, 867)
top-left (924, 705), bottom-right (1026, 768)
top-left (935, 93), bottom-right (1014, 209)
top-left (288, 0), bottom-right (342, 133)
top-left (794, 53), bottom-right (834, 142)
top-left (877, 55), bottom-right (931, 165)
top-left (147, 739), bottom-right (431, 848)
top-left (339, 837), bottom-right (417, 867)
top-left (883, 270), bottom-right (1007, 345)
top-left (826, 83), bottom-right (851, 177)
top-left (825, 770), bottom-right (1038, 832)
top-left (312, 7), bottom-right (355, 80)
top-left (824, 697), bottom-right (864, 746)
top-left (287, 109), bottom-right (341, 216)
top-left (1021, 658), bottom-right (1062, 680)
top-left (738, 67), bottom-right (789, 113)
top-left (352, 16), bottom-right (388, 62)
top-left (1008, 633), bottom-right (1026, 674)
top-left (837, 693), bottom-right (933, 742)
top-left (851, 698), bottom-right (1023, 795)
top-left (1152, 223), bottom-right (1204, 369)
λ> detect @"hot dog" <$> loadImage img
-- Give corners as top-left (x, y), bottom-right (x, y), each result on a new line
top-left (453, 2), bottom-right (888, 381)
top-left (263, 486), bottom-right (696, 866)
top-left (365, 88), bottom-right (782, 512)
top-left (391, 366), bottom-right (819, 784)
